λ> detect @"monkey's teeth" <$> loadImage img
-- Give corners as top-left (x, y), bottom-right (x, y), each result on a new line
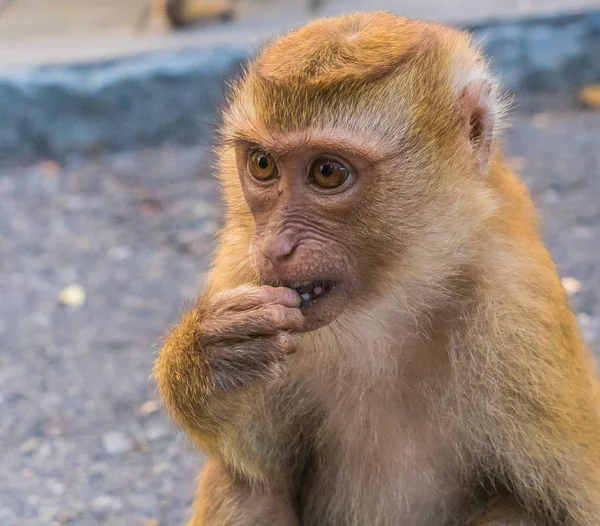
top-left (296, 282), bottom-right (314, 295)
top-left (295, 281), bottom-right (336, 305)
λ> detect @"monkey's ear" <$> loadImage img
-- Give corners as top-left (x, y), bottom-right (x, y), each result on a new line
top-left (460, 79), bottom-right (494, 174)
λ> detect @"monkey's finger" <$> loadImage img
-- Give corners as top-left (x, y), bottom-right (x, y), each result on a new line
top-left (213, 285), bottom-right (301, 311)
top-left (202, 305), bottom-right (304, 339)
top-left (260, 304), bottom-right (304, 332)
top-left (240, 285), bottom-right (301, 309)
top-left (259, 286), bottom-right (302, 308)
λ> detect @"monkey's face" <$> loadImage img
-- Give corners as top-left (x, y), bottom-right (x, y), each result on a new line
top-left (232, 132), bottom-right (397, 332)
top-left (221, 11), bottom-right (499, 331)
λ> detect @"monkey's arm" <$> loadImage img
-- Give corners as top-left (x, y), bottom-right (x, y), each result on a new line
top-left (156, 299), bottom-right (309, 526)
top-left (153, 277), bottom-right (303, 454)
top-left (154, 233), bottom-right (308, 524)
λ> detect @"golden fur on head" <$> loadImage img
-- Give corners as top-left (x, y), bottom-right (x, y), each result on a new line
top-left (254, 12), bottom-right (436, 85)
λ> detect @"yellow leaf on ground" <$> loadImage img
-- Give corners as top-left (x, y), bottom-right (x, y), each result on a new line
top-left (58, 284), bottom-right (86, 307)
top-left (140, 400), bottom-right (159, 415)
top-left (579, 85), bottom-right (600, 108)
top-left (561, 277), bottom-right (582, 295)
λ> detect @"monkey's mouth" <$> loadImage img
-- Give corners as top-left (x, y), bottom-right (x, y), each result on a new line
top-left (265, 277), bottom-right (346, 329)
top-left (270, 278), bottom-right (346, 330)
top-left (292, 280), bottom-right (337, 306)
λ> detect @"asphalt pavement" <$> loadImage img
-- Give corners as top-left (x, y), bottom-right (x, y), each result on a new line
top-left (0, 108), bottom-right (599, 525)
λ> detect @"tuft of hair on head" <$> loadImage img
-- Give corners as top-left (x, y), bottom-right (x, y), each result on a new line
top-left (251, 11), bottom-right (438, 87)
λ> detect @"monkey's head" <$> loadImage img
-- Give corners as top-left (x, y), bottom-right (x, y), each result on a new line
top-left (218, 12), bottom-right (506, 331)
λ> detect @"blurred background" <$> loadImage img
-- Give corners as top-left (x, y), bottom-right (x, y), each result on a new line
top-left (0, 1), bottom-right (599, 525)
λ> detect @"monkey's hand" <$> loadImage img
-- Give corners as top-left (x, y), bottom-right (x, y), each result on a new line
top-left (194, 285), bottom-right (304, 389)
top-left (153, 285), bottom-right (303, 440)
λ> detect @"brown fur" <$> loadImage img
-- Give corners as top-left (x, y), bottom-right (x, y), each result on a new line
top-left (153, 12), bottom-right (600, 525)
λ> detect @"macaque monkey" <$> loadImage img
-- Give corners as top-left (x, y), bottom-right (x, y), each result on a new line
top-left (154, 12), bottom-right (600, 526)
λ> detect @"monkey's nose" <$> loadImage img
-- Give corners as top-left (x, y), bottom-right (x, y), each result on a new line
top-left (261, 235), bottom-right (297, 267)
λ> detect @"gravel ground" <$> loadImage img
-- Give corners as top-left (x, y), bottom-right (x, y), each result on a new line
top-left (0, 109), bottom-right (599, 525)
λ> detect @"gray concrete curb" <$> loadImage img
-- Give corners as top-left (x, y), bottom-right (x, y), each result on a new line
top-left (465, 10), bottom-right (600, 93)
top-left (1, 10), bottom-right (599, 163)
top-left (0, 45), bottom-right (250, 163)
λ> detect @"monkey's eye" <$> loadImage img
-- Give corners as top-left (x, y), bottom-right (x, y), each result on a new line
top-left (310, 158), bottom-right (350, 189)
top-left (249, 151), bottom-right (278, 181)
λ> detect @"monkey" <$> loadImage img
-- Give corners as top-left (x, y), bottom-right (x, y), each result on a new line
top-left (153, 12), bottom-right (600, 526)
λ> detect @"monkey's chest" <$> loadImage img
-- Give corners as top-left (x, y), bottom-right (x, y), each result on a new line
top-left (299, 395), bottom-right (466, 526)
